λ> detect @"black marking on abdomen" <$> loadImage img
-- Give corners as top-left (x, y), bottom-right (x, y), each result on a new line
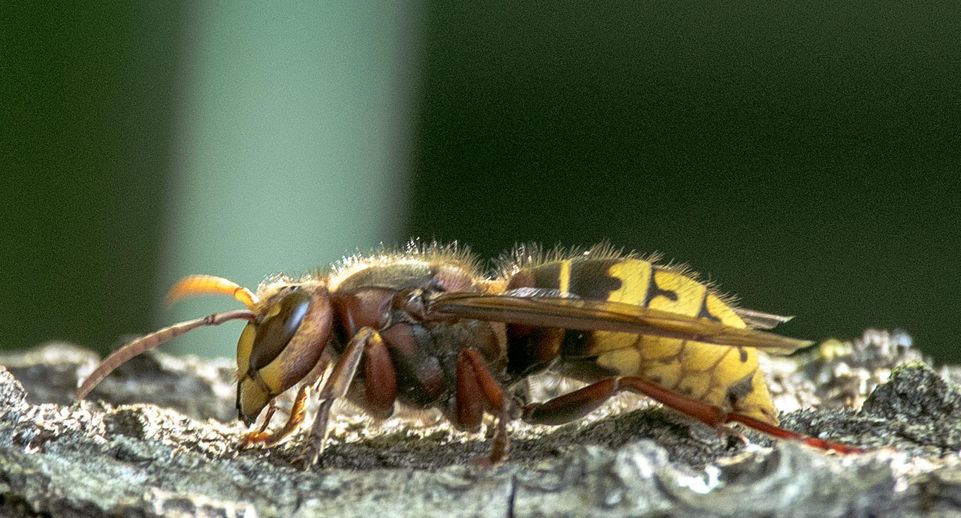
top-left (568, 259), bottom-right (622, 299)
top-left (531, 263), bottom-right (562, 291)
top-left (697, 294), bottom-right (722, 322)
top-left (726, 374), bottom-right (754, 408)
top-left (644, 268), bottom-right (678, 307)
top-left (559, 329), bottom-right (591, 357)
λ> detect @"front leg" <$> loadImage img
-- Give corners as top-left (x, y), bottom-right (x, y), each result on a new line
top-left (242, 383), bottom-right (311, 447)
top-left (241, 353), bottom-right (332, 448)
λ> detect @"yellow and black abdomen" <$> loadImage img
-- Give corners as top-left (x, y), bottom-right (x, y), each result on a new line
top-left (505, 257), bottom-right (778, 425)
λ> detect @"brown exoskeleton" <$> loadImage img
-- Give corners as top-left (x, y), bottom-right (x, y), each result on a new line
top-left (77, 243), bottom-right (860, 466)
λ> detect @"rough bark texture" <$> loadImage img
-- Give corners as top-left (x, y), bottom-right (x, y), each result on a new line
top-left (1, 331), bottom-right (959, 517)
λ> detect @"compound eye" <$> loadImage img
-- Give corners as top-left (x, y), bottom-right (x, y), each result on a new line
top-left (248, 288), bottom-right (311, 372)
top-left (236, 284), bottom-right (333, 424)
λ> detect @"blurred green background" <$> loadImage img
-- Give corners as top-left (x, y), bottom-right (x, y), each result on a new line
top-left (2, 4), bottom-right (959, 362)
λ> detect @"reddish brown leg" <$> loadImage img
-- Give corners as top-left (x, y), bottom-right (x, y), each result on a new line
top-left (242, 352), bottom-right (332, 448)
top-left (243, 383), bottom-right (311, 446)
top-left (360, 331), bottom-right (397, 419)
top-left (455, 352), bottom-right (486, 432)
top-left (303, 327), bottom-right (391, 467)
top-left (523, 376), bottom-right (862, 454)
top-left (253, 402), bottom-right (278, 435)
top-left (727, 412), bottom-right (863, 454)
top-left (522, 378), bottom-right (621, 426)
top-left (459, 349), bottom-right (511, 464)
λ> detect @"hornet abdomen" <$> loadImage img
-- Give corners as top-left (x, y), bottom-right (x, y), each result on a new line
top-left (506, 257), bottom-right (778, 425)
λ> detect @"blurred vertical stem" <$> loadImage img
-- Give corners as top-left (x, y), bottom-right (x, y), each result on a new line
top-left (162, 3), bottom-right (422, 357)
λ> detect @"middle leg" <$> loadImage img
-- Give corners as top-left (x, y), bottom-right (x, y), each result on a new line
top-left (454, 349), bottom-right (512, 463)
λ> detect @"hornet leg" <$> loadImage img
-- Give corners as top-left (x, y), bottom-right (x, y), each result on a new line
top-left (242, 353), bottom-right (332, 447)
top-left (455, 349), bottom-right (511, 464)
top-left (303, 327), bottom-right (394, 467)
top-left (243, 383), bottom-right (310, 446)
top-left (522, 376), bottom-right (861, 454)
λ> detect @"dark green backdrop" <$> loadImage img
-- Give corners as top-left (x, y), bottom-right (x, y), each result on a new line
top-left (1, 4), bottom-right (179, 355)
top-left (407, 4), bottom-right (961, 362)
top-left (3, 4), bottom-right (959, 362)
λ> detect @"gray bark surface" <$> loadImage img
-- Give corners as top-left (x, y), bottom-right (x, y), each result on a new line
top-left (1, 332), bottom-right (959, 517)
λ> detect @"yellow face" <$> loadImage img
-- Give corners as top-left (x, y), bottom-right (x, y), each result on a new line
top-left (235, 282), bottom-right (333, 424)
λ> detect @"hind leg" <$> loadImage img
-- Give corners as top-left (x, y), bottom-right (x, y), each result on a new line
top-left (522, 376), bottom-right (861, 454)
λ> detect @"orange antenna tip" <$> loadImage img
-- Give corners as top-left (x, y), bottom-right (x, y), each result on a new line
top-left (165, 275), bottom-right (259, 308)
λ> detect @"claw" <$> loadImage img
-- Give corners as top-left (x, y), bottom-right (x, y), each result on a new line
top-left (242, 430), bottom-right (273, 446)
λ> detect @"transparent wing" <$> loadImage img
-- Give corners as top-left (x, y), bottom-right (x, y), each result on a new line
top-left (426, 292), bottom-right (811, 353)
